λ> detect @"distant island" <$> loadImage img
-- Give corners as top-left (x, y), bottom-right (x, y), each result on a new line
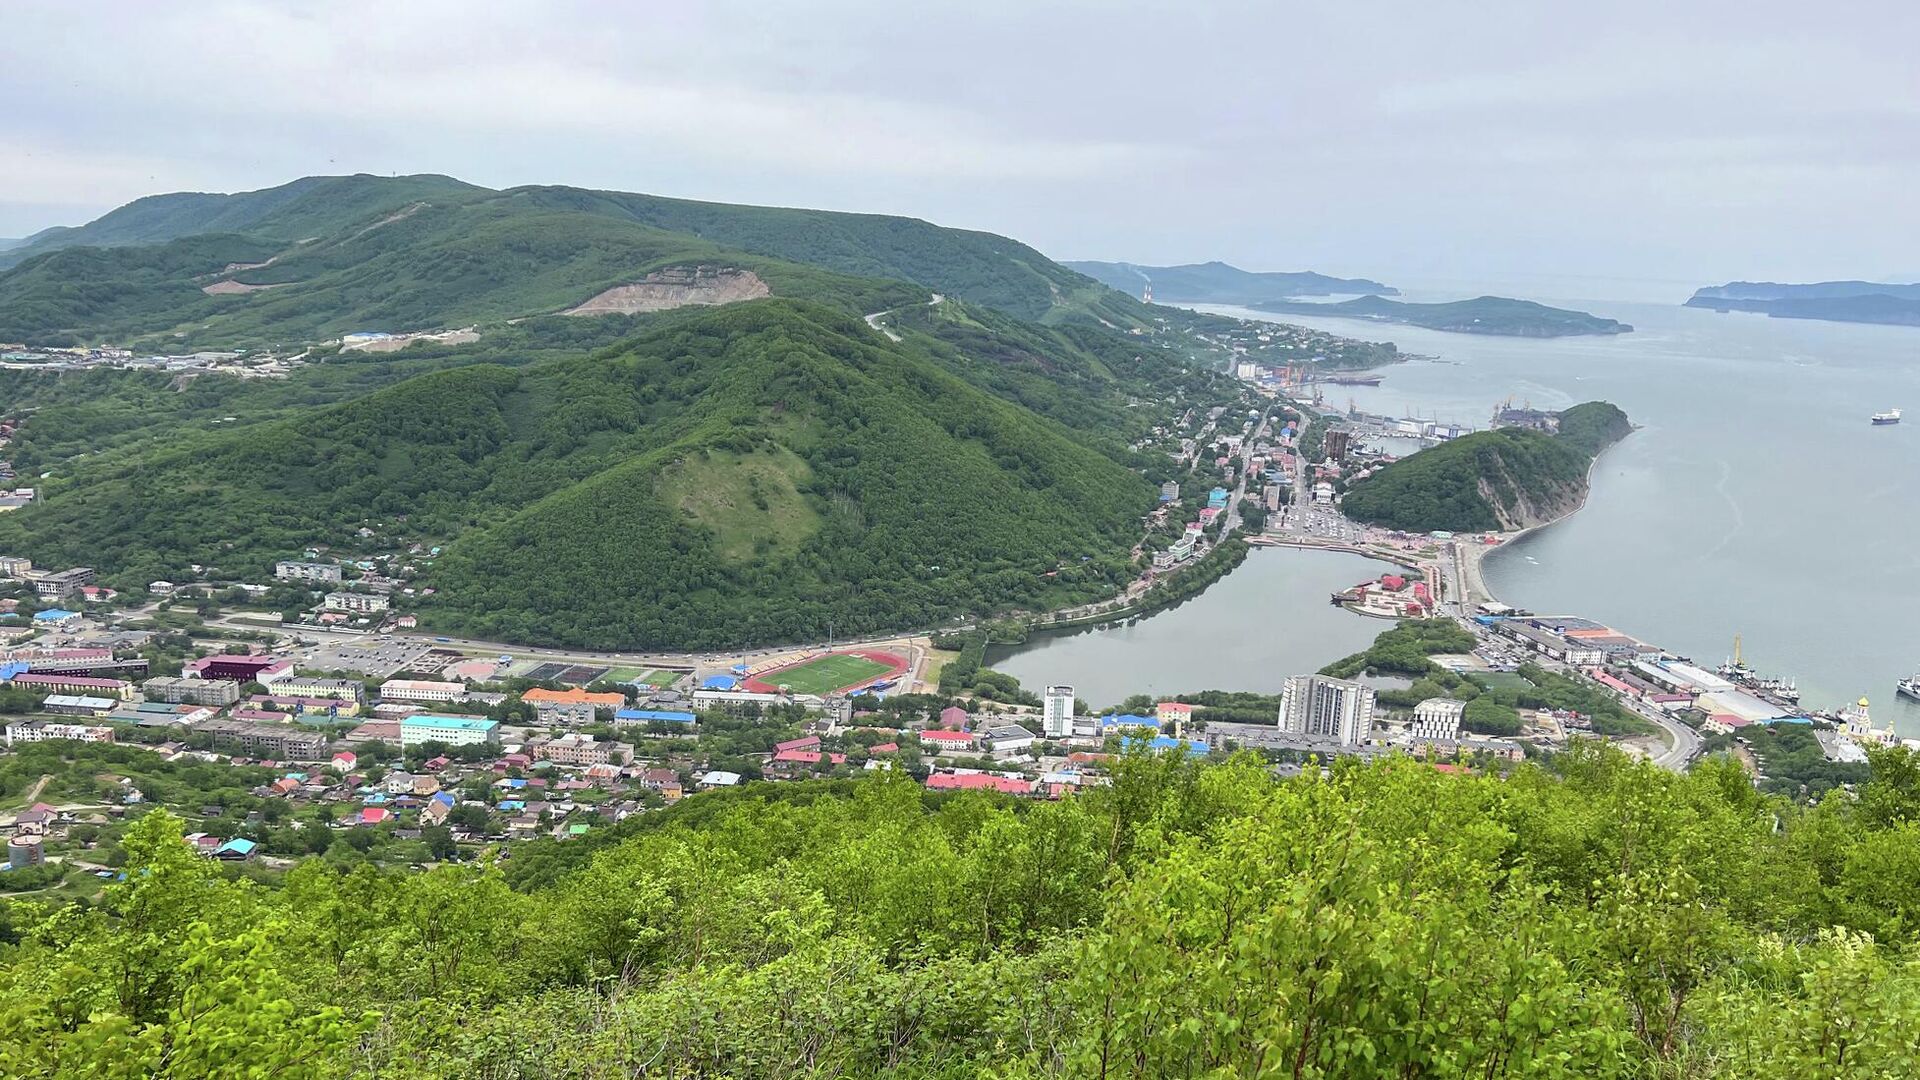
top-left (1065, 259), bottom-right (1396, 304)
top-left (1685, 281), bottom-right (1920, 327)
top-left (1252, 294), bottom-right (1632, 337)
top-left (1340, 402), bottom-right (1632, 533)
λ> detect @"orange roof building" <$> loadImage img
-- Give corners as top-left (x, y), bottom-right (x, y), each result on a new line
top-left (522, 687), bottom-right (625, 708)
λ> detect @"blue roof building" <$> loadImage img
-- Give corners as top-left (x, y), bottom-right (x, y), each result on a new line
top-left (615, 708), bottom-right (697, 725)
top-left (1099, 713), bottom-right (1161, 732)
top-left (1121, 734), bottom-right (1210, 758)
top-left (33, 609), bottom-right (80, 623)
top-left (213, 837), bottom-right (257, 859)
top-left (701, 675), bottom-right (740, 691)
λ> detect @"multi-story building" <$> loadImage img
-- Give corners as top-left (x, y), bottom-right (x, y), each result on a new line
top-left (274, 561), bottom-right (342, 584)
top-left (1155, 701), bottom-right (1195, 734)
top-left (322, 591), bottom-right (389, 614)
top-left (1323, 429), bottom-right (1351, 463)
top-left (0, 556), bottom-right (30, 578)
top-left (1409, 697), bottom-right (1466, 741)
top-left (25, 567), bottom-right (94, 600)
top-left (380, 679), bottom-right (467, 703)
top-left (275, 676), bottom-right (366, 703)
top-left (4, 719), bottom-right (114, 745)
top-left (522, 687), bottom-right (623, 728)
top-left (196, 719), bottom-right (330, 761)
top-left (400, 714), bottom-right (500, 747)
top-left (1042, 684), bottom-right (1076, 738)
top-left (1277, 675), bottom-right (1376, 745)
top-left (537, 732), bottom-right (615, 766)
top-left (8, 673), bottom-right (133, 700)
top-left (143, 676), bottom-right (242, 707)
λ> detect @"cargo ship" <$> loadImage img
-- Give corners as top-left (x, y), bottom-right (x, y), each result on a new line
top-left (1872, 408), bottom-right (1901, 425)
top-left (1325, 374), bottom-right (1383, 386)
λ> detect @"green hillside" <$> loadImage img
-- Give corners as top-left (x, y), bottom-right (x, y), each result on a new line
top-left (1254, 293), bottom-right (1634, 336)
top-left (1340, 401), bottom-right (1630, 532)
top-left (0, 173), bottom-right (486, 264)
top-left (0, 300), bottom-right (1154, 647)
top-left (8, 744), bottom-right (1920, 1077)
top-left (0, 175), bottom-right (1150, 341)
top-left (0, 198), bottom-right (924, 347)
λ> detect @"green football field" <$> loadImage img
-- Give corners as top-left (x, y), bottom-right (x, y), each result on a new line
top-left (1471, 671), bottom-right (1536, 693)
top-left (757, 653), bottom-right (895, 695)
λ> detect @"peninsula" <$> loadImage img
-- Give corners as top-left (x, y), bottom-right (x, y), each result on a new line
top-left (1685, 280), bottom-right (1920, 327)
top-left (1252, 294), bottom-right (1631, 337)
top-left (1338, 401), bottom-right (1631, 533)
top-left (1066, 259), bottom-right (1396, 304)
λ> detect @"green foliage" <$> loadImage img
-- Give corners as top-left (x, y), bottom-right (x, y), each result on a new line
top-left (1320, 617), bottom-right (1476, 679)
top-left (0, 301), bottom-right (1158, 648)
top-left (5, 748), bottom-right (1920, 1076)
top-left (1341, 401), bottom-right (1630, 532)
top-left (1745, 723), bottom-right (1873, 799)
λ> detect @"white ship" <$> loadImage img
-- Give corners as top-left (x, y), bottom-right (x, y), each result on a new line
top-left (1872, 408), bottom-right (1901, 425)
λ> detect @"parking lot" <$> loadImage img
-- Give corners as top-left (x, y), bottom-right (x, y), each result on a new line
top-left (298, 639), bottom-right (437, 678)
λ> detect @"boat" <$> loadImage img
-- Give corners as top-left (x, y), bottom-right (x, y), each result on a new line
top-left (1325, 374), bottom-right (1383, 386)
top-left (1899, 676), bottom-right (1920, 703)
top-left (1872, 408), bottom-right (1901, 425)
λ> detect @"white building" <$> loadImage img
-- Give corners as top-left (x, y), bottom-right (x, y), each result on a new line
top-left (5, 720), bottom-right (114, 745)
top-left (323, 591), bottom-right (389, 614)
top-left (275, 561), bottom-right (342, 584)
top-left (399, 714), bottom-right (500, 747)
top-left (1409, 698), bottom-right (1465, 740)
top-left (1278, 675), bottom-right (1375, 745)
top-left (275, 676), bottom-right (365, 702)
top-left (1042, 684), bottom-right (1076, 738)
top-left (381, 679), bottom-right (467, 703)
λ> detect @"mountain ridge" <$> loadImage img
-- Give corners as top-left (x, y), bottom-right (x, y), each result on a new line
top-left (1067, 259), bottom-right (1396, 303)
top-left (0, 175), bottom-right (1149, 342)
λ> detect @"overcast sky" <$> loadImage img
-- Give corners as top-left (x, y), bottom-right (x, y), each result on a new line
top-left (4, 1), bottom-right (1916, 291)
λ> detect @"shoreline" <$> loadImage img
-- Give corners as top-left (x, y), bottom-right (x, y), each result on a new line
top-left (1460, 435), bottom-right (1620, 609)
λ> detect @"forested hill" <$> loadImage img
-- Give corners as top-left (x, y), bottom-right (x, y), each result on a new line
top-left (1685, 280), bottom-right (1920, 327)
top-left (1254, 294), bottom-right (1633, 336)
top-left (0, 299), bottom-right (1183, 649)
top-left (0, 174), bottom-right (1145, 343)
top-left (1067, 259), bottom-right (1396, 303)
top-left (8, 744), bottom-right (1920, 1076)
top-left (1340, 401), bottom-right (1631, 532)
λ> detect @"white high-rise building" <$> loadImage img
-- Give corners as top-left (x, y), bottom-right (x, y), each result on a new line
top-left (1042, 684), bottom-right (1076, 738)
top-left (1278, 675), bottom-right (1376, 745)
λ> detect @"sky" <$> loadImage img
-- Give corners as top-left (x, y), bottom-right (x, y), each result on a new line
top-left (4, 1), bottom-right (1917, 291)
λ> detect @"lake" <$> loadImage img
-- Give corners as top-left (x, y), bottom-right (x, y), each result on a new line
top-left (985, 546), bottom-right (1396, 709)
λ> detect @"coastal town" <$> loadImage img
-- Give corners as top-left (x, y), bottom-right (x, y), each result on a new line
top-left (0, 340), bottom-right (1893, 895)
